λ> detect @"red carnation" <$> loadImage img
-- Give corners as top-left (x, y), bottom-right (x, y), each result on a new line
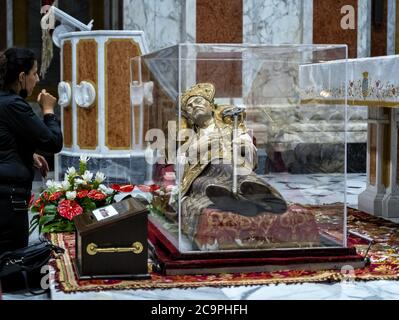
top-left (57, 200), bottom-right (83, 220)
top-left (77, 190), bottom-right (89, 198)
top-left (49, 191), bottom-right (63, 201)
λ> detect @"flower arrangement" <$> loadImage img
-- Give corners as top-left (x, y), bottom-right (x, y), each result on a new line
top-left (30, 156), bottom-right (134, 234)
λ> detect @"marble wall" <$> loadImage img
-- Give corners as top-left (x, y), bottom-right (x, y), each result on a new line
top-left (123, 0), bottom-right (185, 52)
top-left (122, 0), bottom-right (368, 174)
top-left (358, 0), bottom-right (371, 58)
top-left (387, 0), bottom-right (396, 55)
top-left (124, 0), bottom-right (308, 51)
top-left (396, 0), bottom-right (399, 54)
top-left (243, 0), bottom-right (305, 44)
top-left (5, 0), bottom-right (13, 48)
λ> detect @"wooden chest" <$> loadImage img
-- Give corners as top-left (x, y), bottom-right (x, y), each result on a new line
top-left (73, 197), bottom-right (149, 279)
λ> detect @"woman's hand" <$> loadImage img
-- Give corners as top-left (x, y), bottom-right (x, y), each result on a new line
top-left (37, 89), bottom-right (57, 115)
top-left (33, 153), bottom-right (50, 178)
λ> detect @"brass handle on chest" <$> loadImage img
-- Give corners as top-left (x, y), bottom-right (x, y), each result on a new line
top-left (86, 242), bottom-right (144, 255)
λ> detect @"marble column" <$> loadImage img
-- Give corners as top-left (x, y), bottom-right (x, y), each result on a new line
top-left (123, 0), bottom-right (184, 52)
top-left (382, 109), bottom-right (399, 218)
top-left (387, 0), bottom-right (396, 55)
top-left (359, 107), bottom-right (389, 216)
top-left (7, 0), bottom-right (13, 48)
top-left (357, 0), bottom-right (371, 58)
top-left (182, 0), bottom-right (196, 43)
top-left (243, 0), bottom-right (303, 44)
top-left (242, 0), bottom-right (304, 102)
top-left (396, 1), bottom-right (399, 54)
top-left (302, 0), bottom-right (313, 44)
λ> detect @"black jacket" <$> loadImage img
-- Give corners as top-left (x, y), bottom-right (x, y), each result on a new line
top-left (0, 90), bottom-right (63, 188)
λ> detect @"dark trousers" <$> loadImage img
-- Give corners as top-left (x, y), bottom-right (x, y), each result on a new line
top-left (0, 194), bottom-right (30, 293)
top-left (0, 195), bottom-right (29, 254)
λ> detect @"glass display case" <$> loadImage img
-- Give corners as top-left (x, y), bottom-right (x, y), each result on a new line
top-left (130, 44), bottom-right (349, 256)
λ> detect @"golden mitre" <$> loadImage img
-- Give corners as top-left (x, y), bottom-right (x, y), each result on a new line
top-left (181, 83), bottom-right (216, 109)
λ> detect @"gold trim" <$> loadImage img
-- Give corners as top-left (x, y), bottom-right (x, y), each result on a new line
top-left (63, 40), bottom-right (73, 148)
top-left (104, 38), bottom-right (142, 150)
top-left (76, 39), bottom-right (98, 150)
top-left (86, 242), bottom-right (143, 255)
top-left (300, 99), bottom-right (399, 108)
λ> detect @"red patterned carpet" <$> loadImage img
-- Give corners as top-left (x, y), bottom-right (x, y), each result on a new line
top-left (50, 208), bottom-right (399, 293)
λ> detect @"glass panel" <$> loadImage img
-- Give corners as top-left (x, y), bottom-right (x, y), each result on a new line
top-left (131, 44), bottom-right (348, 254)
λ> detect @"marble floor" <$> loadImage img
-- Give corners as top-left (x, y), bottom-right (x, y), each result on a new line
top-left (3, 173), bottom-right (399, 300)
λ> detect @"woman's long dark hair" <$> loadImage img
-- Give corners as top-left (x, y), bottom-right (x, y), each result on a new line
top-left (0, 48), bottom-right (36, 91)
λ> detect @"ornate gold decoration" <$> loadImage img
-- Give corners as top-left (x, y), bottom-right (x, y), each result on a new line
top-left (300, 99), bottom-right (399, 108)
top-left (181, 83), bottom-right (216, 109)
top-left (86, 242), bottom-right (144, 255)
top-left (178, 83), bottom-right (252, 196)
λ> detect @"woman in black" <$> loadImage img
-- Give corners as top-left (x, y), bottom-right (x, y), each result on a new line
top-left (0, 47), bottom-right (63, 256)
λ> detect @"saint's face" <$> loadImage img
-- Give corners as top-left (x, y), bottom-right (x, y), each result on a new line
top-left (185, 96), bottom-right (213, 127)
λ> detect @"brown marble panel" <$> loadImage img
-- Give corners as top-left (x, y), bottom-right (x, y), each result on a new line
top-left (313, 0), bottom-right (358, 58)
top-left (196, 0), bottom-right (243, 98)
top-left (382, 108), bottom-right (391, 187)
top-left (371, 0), bottom-right (387, 57)
top-left (62, 41), bottom-right (73, 148)
top-left (105, 39), bottom-right (141, 149)
top-left (369, 123), bottom-right (377, 186)
top-left (77, 39), bottom-right (98, 150)
top-left (196, 53), bottom-right (242, 98)
top-left (196, 0), bottom-right (242, 43)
